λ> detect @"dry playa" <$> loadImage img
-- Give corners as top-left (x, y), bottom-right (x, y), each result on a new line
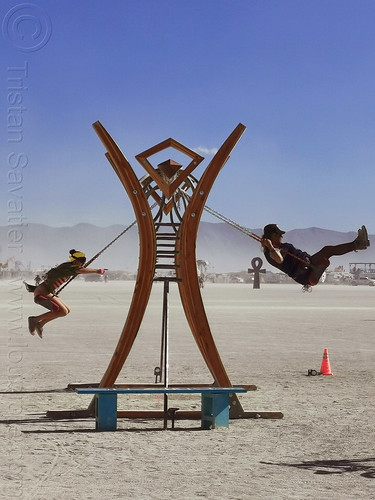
top-left (1, 280), bottom-right (374, 499)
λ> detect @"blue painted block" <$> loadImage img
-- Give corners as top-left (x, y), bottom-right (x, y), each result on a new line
top-left (96, 393), bottom-right (117, 431)
top-left (201, 393), bottom-right (230, 429)
top-left (75, 387), bottom-right (245, 431)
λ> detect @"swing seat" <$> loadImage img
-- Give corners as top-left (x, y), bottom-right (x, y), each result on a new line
top-left (23, 281), bottom-right (36, 292)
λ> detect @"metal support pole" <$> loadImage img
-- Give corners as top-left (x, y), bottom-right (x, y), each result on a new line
top-left (162, 279), bottom-right (170, 429)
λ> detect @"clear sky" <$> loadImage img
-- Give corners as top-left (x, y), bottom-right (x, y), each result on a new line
top-left (2, 0), bottom-right (375, 234)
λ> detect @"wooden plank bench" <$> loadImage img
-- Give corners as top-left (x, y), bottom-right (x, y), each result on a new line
top-left (75, 387), bottom-right (247, 431)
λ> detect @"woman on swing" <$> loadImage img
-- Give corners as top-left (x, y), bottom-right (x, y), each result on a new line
top-left (28, 249), bottom-right (105, 338)
top-left (261, 224), bottom-right (370, 288)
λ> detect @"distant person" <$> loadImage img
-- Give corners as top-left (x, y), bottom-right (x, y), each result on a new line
top-left (261, 224), bottom-right (370, 288)
top-left (28, 249), bottom-right (106, 338)
top-left (35, 274), bottom-right (41, 285)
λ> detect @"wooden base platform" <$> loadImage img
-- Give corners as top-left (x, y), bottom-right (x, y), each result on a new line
top-left (46, 383), bottom-right (281, 421)
top-left (45, 409), bottom-right (283, 420)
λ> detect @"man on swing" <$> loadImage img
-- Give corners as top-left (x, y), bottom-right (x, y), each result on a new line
top-left (262, 224), bottom-right (370, 288)
top-left (28, 249), bottom-right (105, 338)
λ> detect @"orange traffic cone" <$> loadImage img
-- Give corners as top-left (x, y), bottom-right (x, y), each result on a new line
top-left (320, 348), bottom-right (333, 376)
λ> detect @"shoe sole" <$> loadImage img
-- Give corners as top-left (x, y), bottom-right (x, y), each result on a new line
top-left (36, 325), bottom-right (43, 339)
top-left (362, 225), bottom-right (370, 247)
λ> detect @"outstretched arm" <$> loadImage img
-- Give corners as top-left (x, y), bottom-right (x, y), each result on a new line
top-left (77, 268), bottom-right (106, 275)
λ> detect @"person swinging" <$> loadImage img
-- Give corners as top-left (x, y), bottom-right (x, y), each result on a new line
top-left (261, 224), bottom-right (370, 288)
top-left (27, 249), bottom-right (106, 338)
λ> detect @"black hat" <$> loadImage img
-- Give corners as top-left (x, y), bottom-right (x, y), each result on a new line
top-left (263, 224), bottom-right (285, 238)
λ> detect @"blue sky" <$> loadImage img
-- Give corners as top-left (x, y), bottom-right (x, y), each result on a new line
top-left (2, 0), bottom-right (375, 233)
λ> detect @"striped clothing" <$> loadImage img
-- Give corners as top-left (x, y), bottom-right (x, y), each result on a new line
top-left (43, 262), bottom-right (81, 293)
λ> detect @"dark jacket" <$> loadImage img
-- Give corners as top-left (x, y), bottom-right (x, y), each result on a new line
top-left (264, 243), bottom-right (311, 285)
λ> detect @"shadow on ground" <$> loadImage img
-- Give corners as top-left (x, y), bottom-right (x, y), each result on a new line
top-left (261, 458), bottom-right (375, 478)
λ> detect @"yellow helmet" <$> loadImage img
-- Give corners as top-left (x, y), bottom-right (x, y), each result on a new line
top-left (69, 249), bottom-right (86, 263)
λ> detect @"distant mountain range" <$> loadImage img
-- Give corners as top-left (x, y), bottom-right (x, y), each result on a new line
top-left (1, 222), bottom-right (374, 274)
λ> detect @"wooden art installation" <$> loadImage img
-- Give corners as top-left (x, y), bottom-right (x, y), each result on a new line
top-left (47, 121), bottom-right (283, 423)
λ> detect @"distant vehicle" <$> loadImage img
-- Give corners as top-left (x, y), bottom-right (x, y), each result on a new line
top-left (351, 276), bottom-right (375, 286)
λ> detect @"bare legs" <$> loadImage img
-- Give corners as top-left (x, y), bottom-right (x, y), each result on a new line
top-left (28, 284), bottom-right (70, 337)
top-left (34, 296), bottom-right (70, 326)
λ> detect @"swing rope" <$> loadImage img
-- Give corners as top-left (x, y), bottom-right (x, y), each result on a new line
top-left (201, 202), bottom-right (317, 292)
top-left (55, 219), bottom-right (137, 295)
top-left (56, 201), bottom-right (159, 294)
top-left (181, 193), bottom-right (312, 268)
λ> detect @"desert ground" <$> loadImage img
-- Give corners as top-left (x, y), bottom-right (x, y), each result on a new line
top-left (0, 279), bottom-right (374, 499)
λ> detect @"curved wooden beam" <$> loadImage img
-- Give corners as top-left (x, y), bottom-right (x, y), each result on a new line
top-left (92, 121), bottom-right (156, 388)
top-left (176, 124), bottom-right (246, 387)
